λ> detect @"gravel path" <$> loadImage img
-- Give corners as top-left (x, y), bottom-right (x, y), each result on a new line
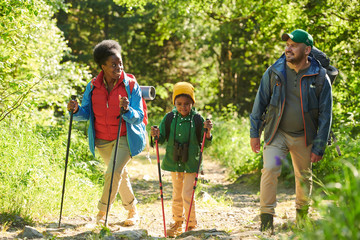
top-left (1, 148), bottom-right (302, 239)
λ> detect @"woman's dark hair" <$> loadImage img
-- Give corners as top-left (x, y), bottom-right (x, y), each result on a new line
top-left (93, 40), bottom-right (122, 68)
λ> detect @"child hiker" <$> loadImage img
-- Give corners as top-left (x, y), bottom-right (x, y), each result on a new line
top-left (151, 82), bottom-right (213, 237)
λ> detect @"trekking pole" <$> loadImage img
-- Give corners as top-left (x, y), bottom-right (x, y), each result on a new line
top-left (59, 95), bottom-right (77, 228)
top-left (185, 127), bottom-right (208, 232)
top-left (153, 126), bottom-right (167, 237)
top-left (104, 107), bottom-right (124, 226)
top-left (331, 130), bottom-right (342, 156)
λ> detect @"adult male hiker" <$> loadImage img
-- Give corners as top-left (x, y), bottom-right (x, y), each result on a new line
top-left (249, 29), bottom-right (333, 232)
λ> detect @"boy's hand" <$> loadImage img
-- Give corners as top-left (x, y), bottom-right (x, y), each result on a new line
top-left (151, 126), bottom-right (160, 138)
top-left (204, 119), bottom-right (213, 131)
top-left (204, 119), bottom-right (213, 139)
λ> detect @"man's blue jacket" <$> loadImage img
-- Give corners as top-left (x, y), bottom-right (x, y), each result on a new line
top-left (250, 54), bottom-right (332, 156)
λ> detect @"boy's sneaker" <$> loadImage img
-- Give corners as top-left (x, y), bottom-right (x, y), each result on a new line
top-left (167, 221), bottom-right (183, 237)
top-left (124, 207), bottom-right (139, 226)
top-left (187, 225), bottom-right (197, 231)
top-left (260, 213), bottom-right (274, 233)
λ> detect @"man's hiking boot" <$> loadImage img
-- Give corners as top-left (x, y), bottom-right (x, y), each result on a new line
top-left (260, 213), bottom-right (274, 233)
top-left (124, 207), bottom-right (139, 226)
top-left (296, 208), bottom-right (309, 228)
top-left (167, 221), bottom-right (183, 237)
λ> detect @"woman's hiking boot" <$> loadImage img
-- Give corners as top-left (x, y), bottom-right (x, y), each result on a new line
top-left (96, 211), bottom-right (106, 224)
top-left (124, 207), bottom-right (140, 226)
top-left (167, 221), bottom-right (183, 237)
top-left (260, 213), bottom-right (274, 233)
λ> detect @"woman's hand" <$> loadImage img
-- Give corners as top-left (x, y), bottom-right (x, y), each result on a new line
top-left (67, 100), bottom-right (78, 113)
top-left (119, 95), bottom-right (130, 112)
top-left (150, 126), bottom-right (160, 138)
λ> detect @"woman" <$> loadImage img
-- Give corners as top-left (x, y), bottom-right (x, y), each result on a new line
top-left (67, 40), bottom-right (146, 225)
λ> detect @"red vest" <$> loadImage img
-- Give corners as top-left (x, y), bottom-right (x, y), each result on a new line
top-left (92, 71), bottom-right (128, 141)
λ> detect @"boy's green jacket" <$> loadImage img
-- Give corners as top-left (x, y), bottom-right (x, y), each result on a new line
top-left (157, 108), bottom-right (212, 173)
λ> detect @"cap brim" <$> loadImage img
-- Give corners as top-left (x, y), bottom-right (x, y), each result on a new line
top-left (281, 33), bottom-right (291, 41)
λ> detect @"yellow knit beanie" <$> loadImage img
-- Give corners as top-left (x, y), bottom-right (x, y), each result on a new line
top-left (172, 82), bottom-right (195, 104)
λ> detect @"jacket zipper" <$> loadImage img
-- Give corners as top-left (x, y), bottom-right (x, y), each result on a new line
top-left (299, 73), bottom-right (318, 146)
top-left (123, 78), bottom-right (132, 157)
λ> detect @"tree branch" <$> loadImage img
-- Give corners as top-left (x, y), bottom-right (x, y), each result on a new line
top-left (0, 78), bottom-right (41, 122)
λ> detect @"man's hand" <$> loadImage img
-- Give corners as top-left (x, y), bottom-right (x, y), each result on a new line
top-left (310, 152), bottom-right (322, 163)
top-left (250, 137), bottom-right (261, 153)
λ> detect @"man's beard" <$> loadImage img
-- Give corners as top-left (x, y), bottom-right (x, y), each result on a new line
top-left (285, 51), bottom-right (306, 65)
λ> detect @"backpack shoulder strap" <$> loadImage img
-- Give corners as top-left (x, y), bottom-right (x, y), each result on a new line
top-left (315, 67), bottom-right (326, 98)
top-left (165, 112), bottom-right (175, 141)
top-left (193, 113), bottom-right (203, 145)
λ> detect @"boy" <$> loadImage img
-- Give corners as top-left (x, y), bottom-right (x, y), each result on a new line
top-left (151, 82), bottom-right (213, 237)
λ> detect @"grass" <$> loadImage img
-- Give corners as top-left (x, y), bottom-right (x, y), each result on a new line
top-left (296, 141), bottom-right (360, 239)
top-left (0, 115), bottom-right (103, 226)
top-left (205, 114), bottom-right (263, 180)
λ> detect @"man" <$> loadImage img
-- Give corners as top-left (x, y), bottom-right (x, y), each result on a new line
top-left (249, 29), bottom-right (332, 232)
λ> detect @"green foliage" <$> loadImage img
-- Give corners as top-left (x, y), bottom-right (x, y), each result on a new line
top-left (0, 0), bottom-right (359, 234)
top-left (298, 141), bottom-right (360, 239)
top-left (0, 0), bottom-right (89, 122)
top-left (0, 115), bottom-right (103, 221)
top-left (205, 106), bottom-right (262, 179)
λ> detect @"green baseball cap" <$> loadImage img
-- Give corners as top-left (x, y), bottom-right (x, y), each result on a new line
top-left (281, 29), bottom-right (313, 47)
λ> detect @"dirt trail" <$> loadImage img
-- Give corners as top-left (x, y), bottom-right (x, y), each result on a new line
top-left (1, 148), bottom-right (300, 239)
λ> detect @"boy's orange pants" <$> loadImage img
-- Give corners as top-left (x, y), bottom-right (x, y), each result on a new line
top-left (171, 172), bottom-right (197, 227)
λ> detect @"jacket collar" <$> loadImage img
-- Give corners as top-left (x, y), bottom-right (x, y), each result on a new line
top-left (93, 70), bottom-right (127, 89)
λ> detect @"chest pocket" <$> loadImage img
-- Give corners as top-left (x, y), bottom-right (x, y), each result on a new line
top-left (269, 72), bottom-right (282, 107)
top-left (308, 78), bottom-right (319, 110)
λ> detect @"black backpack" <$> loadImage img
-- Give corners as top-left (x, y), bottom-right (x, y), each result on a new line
top-left (310, 46), bottom-right (339, 85)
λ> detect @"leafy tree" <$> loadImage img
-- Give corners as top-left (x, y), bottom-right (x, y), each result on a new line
top-left (56, 0), bottom-right (359, 128)
top-left (0, 0), bottom-right (89, 122)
